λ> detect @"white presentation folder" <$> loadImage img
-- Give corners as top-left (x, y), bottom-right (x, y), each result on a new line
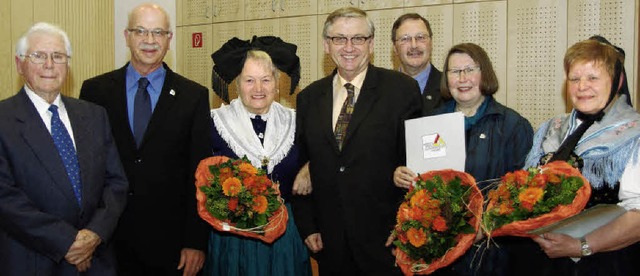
top-left (404, 112), bottom-right (466, 175)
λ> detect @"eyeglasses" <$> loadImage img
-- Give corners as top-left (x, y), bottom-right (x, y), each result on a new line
top-left (447, 66), bottom-right (480, 78)
top-left (20, 51), bottom-right (70, 64)
top-left (127, 28), bottom-right (172, 38)
top-left (395, 33), bottom-right (431, 45)
top-left (326, 36), bottom-right (372, 45)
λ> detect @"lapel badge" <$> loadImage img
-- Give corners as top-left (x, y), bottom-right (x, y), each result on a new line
top-left (479, 133), bottom-right (486, 139)
top-left (169, 89), bottom-right (176, 96)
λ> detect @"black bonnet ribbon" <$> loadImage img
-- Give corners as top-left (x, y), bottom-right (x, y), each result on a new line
top-left (211, 36), bottom-right (301, 103)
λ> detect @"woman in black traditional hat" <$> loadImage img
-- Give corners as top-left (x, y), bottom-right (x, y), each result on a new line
top-left (513, 37), bottom-right (640, 275)
top-left (204, 36), bottom-right (311, 276)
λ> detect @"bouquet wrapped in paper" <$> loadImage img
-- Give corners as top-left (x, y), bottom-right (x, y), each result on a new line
top-left (393, 170), bottom-right (483, 275)
top-left (195, 156), bottom-right (287, 243)
top-left (482, 161), bottom-right (591, 237)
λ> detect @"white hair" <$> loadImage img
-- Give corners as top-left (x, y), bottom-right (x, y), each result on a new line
top-left (15, 22), bottom-right (72, 58)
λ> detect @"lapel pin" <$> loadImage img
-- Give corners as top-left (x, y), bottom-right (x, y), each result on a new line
top-left (169, 89), bottom-right (176, 96)
top-left (479, 133), bottom-right (486, 139)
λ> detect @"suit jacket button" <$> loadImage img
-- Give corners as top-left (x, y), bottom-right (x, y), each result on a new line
top-left (339, 166), bottom-right (345, 172)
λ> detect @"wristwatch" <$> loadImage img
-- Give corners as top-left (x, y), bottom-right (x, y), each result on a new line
top-left (580, 237), bottom-right (593, 256)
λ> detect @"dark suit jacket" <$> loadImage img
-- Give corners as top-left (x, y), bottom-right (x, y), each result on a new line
top-left (293, 65), bottom-right (422, 275)
top-left (0, 89), bottom-right (128, 275)
top-left (79, 63), bottom-right (211, 267)
top-left (422, 65), bottom-right (443, 115)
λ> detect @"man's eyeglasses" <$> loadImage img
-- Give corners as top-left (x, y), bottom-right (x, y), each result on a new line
top-left (326, 36), bottom-right (372, 45)
top-left (447, 66), bottom-right (481, 78)
top-left (395, 33), bottom-right (431, 45)
top-left (127, 28), bottom-right (172, 38)
top-left (20, 51), bottom-right (70, 64)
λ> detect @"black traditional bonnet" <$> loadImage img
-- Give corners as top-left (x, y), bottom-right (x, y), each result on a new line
top-left (211, 36), bottom-right (301, 103)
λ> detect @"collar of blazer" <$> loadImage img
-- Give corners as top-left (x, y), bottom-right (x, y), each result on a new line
top-left (14, 90), bottom-right (87, 205)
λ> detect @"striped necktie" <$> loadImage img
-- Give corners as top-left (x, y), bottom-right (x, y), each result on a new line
top-left (334, 83), bottom-right (355, 151)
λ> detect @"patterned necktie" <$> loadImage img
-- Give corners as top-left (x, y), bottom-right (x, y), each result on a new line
top-left (133, 77), bottom-right (151, 148)
top-left (49, 105), bottom-right (82, 205)
top-left (334, 83), bottom-right (355, 150)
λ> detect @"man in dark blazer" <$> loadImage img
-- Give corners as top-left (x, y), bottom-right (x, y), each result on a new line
top-left (0, 22), bottom-right (128, 275)
top-left (392, 13), bottom-right (443, 115)
top-left (79, 4), bottom-right (211, 276)
top-left (293, 7), bottom-right (423, 276)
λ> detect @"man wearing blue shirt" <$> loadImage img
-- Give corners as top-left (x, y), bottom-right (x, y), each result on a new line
top-left (392, 13), bottom-right (443, 115)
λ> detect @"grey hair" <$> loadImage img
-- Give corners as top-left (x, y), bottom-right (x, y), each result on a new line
top-left (322, 7), bottom-right (375, 38)
top-left (15, 22), bottom-right (72, 58)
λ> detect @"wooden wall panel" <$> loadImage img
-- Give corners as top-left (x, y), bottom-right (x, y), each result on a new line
top-left (0, 0), bottom-right (13, 100)
top-left (453, 1), bottom-right (508, 105)
top-left (3, 0), bottom-right (113, 100)
top-left (507, 0), bottom-right (567, 128)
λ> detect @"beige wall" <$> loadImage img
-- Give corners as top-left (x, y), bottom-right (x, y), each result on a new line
top-left (0, 0), bottom-right (114, 100)
top-left (176, 0), bottom-right (639, 128)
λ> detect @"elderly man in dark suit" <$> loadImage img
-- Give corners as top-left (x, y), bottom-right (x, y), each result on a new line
top-left (0, 22), bottom-right (128, 275)
top-left (79, 3), bottom-right (211, 276)
top-left (392, 13), bottom-right (443, 115)
top-left (292, 7), bottom-right (423, 276)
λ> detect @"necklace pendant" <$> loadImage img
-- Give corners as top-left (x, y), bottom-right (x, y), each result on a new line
top-left (258, 132), bottom-right (264, 139)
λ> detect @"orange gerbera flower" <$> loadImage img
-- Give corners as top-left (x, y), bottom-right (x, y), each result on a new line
top-left (228, 197), bottom-right (239, 211)
top-left (410, 189), bottom-right (430, 207)
top-left (219, 167), bottom-right (233, 183)
top-left (432, 215), bottom-right (448, 232)
top-left (498, 201), bottom-right (515, 215)
top-left (407, 227), bottom-right (427, 248)
top-left (222, 177), bottom-right (242, 196)
top-left (238, 162), bottom-right (258, 176)
top-left (252, 195), bottom-right (268, 214)
top-left (530, 174), bottom-right (548, 188)
top-left (518, 187), bottom-right (544, 211)
top-left (544, 171), bottom-right (562, 184)
top-left (513, 170), bottom-right (529, 186)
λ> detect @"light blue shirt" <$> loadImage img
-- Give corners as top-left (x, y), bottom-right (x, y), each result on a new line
top-left (125, 63), bottom-right (166, 132)
top-left (413, 63), bottom-right (432, 94)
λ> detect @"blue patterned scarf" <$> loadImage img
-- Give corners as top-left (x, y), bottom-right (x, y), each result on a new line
top-left (526, 95), bottom-right (640, 188)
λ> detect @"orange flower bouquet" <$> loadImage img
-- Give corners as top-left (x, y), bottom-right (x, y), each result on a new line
top-left (393, 170), bottom-right (483, 275)
top-left (482, 161), bottom-right (591, 237)
top-left (195, 156), bottom-right (288, 243)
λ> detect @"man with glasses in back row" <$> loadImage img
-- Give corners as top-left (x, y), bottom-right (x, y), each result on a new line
top-left (392, 13), bottom-right (443, 115)
top-left (292, 7), bottom-right (422, 275)
top-left (0, 22), bottom-right (128, 275)
top-left (80, 3), bottom-right (211, 276)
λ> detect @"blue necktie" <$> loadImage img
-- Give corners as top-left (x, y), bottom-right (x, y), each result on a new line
top-left (49, 105), bottom-right (82, 205)
top-left (133, 77), bottom-right (151, 148)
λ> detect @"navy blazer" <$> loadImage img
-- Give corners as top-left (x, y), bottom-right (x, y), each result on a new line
top-left (422, 65), bottom-right (443, 115)
top-left (79, 63), bottom-right (211, 267)
top-left (293, 65), bottom-right (422, 274)
top-left (0, 89), bottom-right (128, 275)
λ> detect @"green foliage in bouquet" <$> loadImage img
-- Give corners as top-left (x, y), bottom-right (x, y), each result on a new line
top-left (394, 175), bottom-right (476, 263)
top-left (483, 165), bottom-right (584, 232)
top-left (200, 156), bottom-right (282, 230)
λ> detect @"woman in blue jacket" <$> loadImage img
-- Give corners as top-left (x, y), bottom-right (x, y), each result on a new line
top-left (393, 43), bottom-right (533, 275)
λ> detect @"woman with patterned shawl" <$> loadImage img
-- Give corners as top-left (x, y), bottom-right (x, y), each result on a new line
top-left (203, 36), bottom-right (311, 276)
top-left (512, 37), bottom-right (640, 276)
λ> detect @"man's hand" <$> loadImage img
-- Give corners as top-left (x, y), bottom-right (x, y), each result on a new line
top-left (76, 256), bottom-right (92, 272)
top-left (177, 248), bottom-right (205, 276)
top-left (305, 233), bottom-right (323, 253)
top-left (292, 162), bottom-right (312, 195)
top-left (65, 229), bottom-right (101, 265)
